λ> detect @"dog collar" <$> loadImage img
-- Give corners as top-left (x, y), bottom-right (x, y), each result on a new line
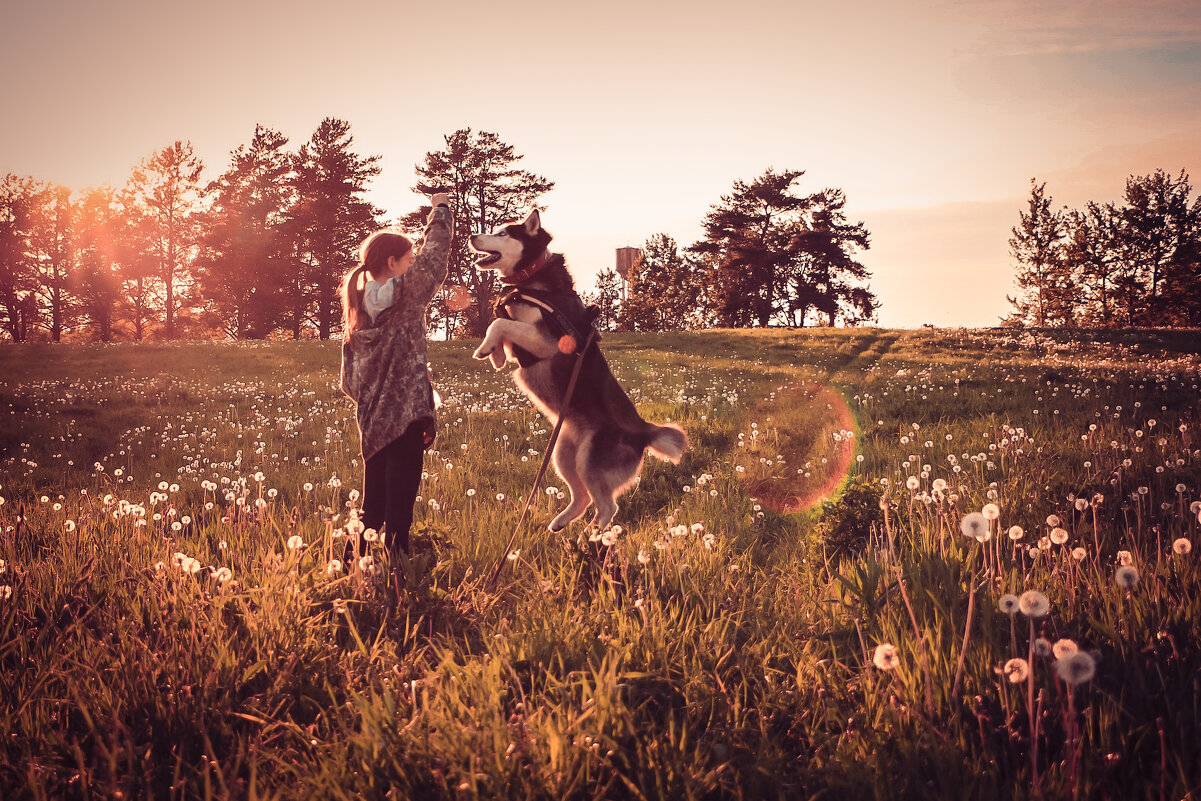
top-left (501, 250), bottom-right (552, 285)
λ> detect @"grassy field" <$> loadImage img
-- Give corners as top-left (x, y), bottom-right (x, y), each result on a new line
top-left (1, 327), bottom-right (1200, 800)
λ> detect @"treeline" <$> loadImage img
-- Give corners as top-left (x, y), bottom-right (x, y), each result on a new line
top-left (1, 119), bottom-right (397, 342)
top-left (1007, 169), bottom-right (1201, 328)
top-left (0, 122), bottom-right (876, 342)
top-left (613, 168), bottom-right (876, 331)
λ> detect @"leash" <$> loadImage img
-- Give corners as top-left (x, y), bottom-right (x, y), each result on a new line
top-left (485, 326), bottom-right (598, 591)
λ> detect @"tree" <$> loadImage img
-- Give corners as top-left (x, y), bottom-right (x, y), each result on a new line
top-left (0, 175), bottom-right (40, 341)
top-left (291, 118), bottom-right (382, 340)
top-left (788, 188), bottom-right (875, 326)
top-left (1007, 179), bottom-right (1071, 326)
top-left (401, 129), bottom-right (555, 338)
top-left (125, 141), bottom-right (207, 338)
top-left (582, 268), bottom-right (623, 332)
top-left (1115, 169), bottom-right (1197, 326)
top-left (26, 185), bottom-right (76, 341)
top-left (72, 187), bottom-right (126, 342)
top-left (692, 168), bottom-right (810, 327)
top-left (620, 234), bottom-right (704, 331)
top-left (1063, 202), bottom-right (1120, 327)
top-left (197, 125), bottom-right (296, 338)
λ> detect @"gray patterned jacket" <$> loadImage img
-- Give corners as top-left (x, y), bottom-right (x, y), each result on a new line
top-left (340, 206), bottom-right (453, 461)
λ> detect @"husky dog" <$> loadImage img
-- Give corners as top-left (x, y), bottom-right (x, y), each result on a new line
top-left (471, 210), bottom-right (687, 531)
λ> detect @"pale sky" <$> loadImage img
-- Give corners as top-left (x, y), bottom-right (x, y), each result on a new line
top-left (2, 0), bottom-right (1198, 327)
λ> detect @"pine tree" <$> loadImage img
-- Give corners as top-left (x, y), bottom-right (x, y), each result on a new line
top-left (125, 141), bottom-right (207, 339)
top-left (197, 125), bottom-right (295, 338)
top-left (692, 168), bottom-right (810, 327)
top-left (620, 234), bottom-right (704, 331)
top-left (26, 185), bottom-right (76, 341)
top-left (1007, 179), bottom-right (1070, 326)
top-left (788, 188), bottom-right (875, 326)
top-left (290, 118), bottom-right (382, 340)
top-left (1115, 169), bottom-right (1197, 326)
top-left (1063, 203), bottom-right (1120, 328)
top-left (0, 174), bottom-right (39, 341)
top-left (72, 187), bottom-right (125, 342)
top-left (401, 129), bottom-right (554, 338)
top-left (580, 268), bottom-right (622, 332)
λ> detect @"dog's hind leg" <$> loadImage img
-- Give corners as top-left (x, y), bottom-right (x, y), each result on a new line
top-left (579, 434), bottom-right (644, 532)
top-left (548, 429), bottom-right (592, 532)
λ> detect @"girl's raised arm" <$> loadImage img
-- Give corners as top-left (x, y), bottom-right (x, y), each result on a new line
top-left (402, 196), bottom-right (454, 305)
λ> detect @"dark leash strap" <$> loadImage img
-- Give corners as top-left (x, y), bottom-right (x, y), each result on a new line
top-left (486, 326), bottom-right (598, 591)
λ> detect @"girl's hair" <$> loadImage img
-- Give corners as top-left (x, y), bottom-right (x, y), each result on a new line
top-left (341, 229), bottom-right (413, 338)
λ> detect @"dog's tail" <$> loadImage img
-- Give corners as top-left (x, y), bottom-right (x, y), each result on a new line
top-left (646, 422), bottom-right (687, 464)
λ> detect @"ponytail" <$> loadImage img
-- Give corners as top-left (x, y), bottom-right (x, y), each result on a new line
top-left (341, 264), bottom-right (372, 339)
top-left (341, 229), bottom-right (414, 339)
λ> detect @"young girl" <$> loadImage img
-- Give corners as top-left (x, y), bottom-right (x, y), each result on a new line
top-left (340, 193), bottom-right (453, 566)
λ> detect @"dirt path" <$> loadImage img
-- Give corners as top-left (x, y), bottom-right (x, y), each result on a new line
top-left (736, 379), bottom-right (860, 513)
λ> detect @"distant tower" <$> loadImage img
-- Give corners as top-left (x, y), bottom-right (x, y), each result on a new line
top-left (616, 247), bottom-right (640, 300)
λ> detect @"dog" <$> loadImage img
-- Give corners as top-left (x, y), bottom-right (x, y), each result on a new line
top-left (470, 210), bottom-right (687, 532)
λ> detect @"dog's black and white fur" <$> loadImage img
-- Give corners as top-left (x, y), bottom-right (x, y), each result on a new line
top-left (471, 210), bottom-right (687, 532)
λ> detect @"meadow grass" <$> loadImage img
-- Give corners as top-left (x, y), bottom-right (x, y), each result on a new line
top-left (1, 327), bottom-right (1199, 800)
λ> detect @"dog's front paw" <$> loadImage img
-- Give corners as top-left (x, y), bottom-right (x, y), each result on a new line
top-left (489, 349), bottom-right (507, 370)
top-left (472, 344), bottom-right (493, 361)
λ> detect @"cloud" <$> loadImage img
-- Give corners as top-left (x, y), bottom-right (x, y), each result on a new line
top-left (951, 0), bottom-right (1201, 55)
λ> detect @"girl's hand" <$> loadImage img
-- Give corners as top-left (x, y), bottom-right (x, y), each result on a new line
top-left (429, 192), bottom-right (450, 207)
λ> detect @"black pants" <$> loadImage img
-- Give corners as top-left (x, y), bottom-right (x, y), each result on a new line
top-left (361, 421), bottom-right (427, 557)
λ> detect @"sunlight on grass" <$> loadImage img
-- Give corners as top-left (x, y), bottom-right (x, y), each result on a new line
top-left (1, 327), bottom-right (1199, 798)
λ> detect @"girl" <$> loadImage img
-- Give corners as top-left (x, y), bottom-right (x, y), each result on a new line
top-left (340, 193), bottom-right (454, 567)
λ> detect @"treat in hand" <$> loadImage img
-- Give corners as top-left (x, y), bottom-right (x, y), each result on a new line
top-left (446, 284), bottom-right (472, 312)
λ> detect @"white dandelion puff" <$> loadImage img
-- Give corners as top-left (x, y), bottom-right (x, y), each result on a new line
top-left (997, 594), bottom-right (1020, 615)
top-left (1114, 566), bottom-right (1139, 589)
top-left (960, 512), bottom-right (990, 542)
top-left (1002, 658), bottom-right (1029, 684)
top-left (1056, 651), bottom-right (1097, 685)
top-left (1052, 638), bottom-right (1078, 659)
top-left (873, 643), bottom-right (900, 670)
top-left (1018, 590), bottom-right (1050, 618)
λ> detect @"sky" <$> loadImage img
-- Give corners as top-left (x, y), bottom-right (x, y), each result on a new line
top-left (2, 0), bottom-right (1198, 328)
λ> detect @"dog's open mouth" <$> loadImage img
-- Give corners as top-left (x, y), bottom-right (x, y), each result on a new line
top-left (474, 250), bottom-right (502, 267)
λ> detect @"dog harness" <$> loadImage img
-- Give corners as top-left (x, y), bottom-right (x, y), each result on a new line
top-left (493, 286), bottom-right (600, 368)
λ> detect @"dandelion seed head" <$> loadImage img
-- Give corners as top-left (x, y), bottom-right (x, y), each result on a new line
top-left (1172, 538), bottom-right (1191, 555)
top-left (873, 643), bottom-right (900, 671)
top-left (1018, 590), bottom-right (1050, 618)
top-left (1052, 638), bottom-right (1078, 659)
top-left (1002, 657), bottom-right (1029, 684)
top-left (1114, 565), bottom-right (1139, 589)
top-left (1056, 651), bottom-right (1097, 685)
top-left (960, 512), bottom-right (990, 542)
top-left (997, 594), bottom-right (1020, 615)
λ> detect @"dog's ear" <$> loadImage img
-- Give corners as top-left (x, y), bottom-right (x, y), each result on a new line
top-left (522, 209), bottom-right (541, 236)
